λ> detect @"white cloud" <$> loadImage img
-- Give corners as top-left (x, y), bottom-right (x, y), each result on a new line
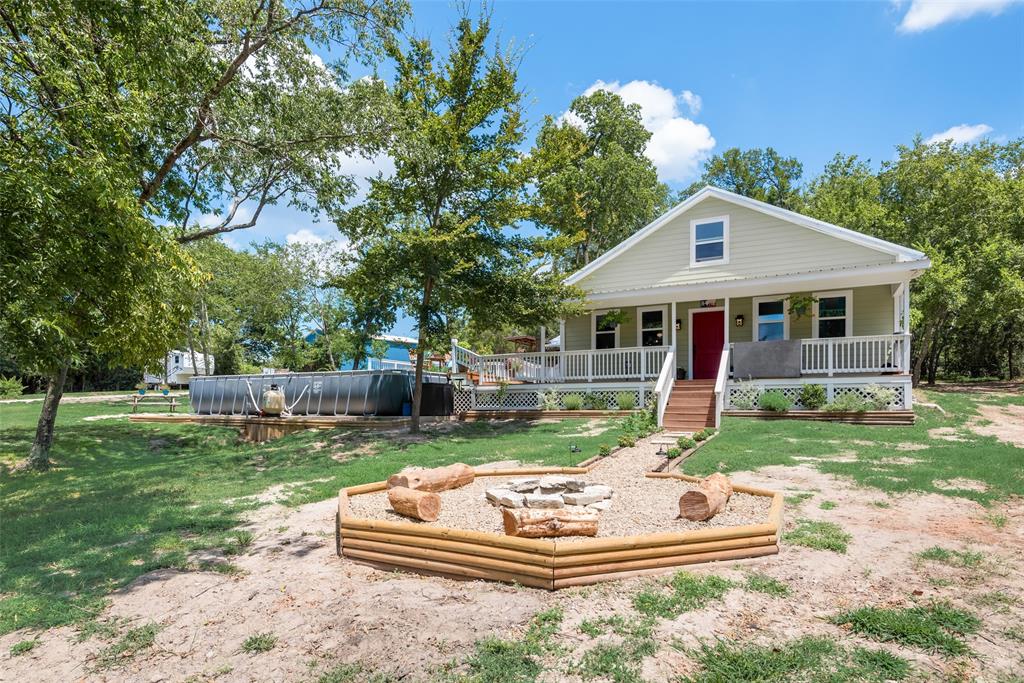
top-left (574, 80), bottom-right (716, 183)
top-left (285, 228), bottom-right (328, 245)
top-left (925, 123), bottom-right (994, 144)
top-left (196, 204), bottom-right (252, 229)
top-left (897, 0), bottom-right (1021, 32)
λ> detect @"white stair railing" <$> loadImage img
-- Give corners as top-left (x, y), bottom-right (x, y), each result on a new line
top-left (713, 343), bottom-right (731, 429)
top-left (654, 351), bottom-right (676, 427)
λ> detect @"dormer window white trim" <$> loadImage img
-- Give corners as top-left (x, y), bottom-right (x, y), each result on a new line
top-left (689, 215), bottom-right (729, 268)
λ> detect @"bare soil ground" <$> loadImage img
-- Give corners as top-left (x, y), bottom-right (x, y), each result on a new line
top-left (3, 403), bottom-right (1023, 682)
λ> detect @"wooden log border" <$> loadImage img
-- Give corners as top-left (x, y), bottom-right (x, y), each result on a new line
top-left (337, 465), bottom-right (783, 590)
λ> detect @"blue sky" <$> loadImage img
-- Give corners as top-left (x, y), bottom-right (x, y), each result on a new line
top-left (222, 0), bottom-right (1024, 337)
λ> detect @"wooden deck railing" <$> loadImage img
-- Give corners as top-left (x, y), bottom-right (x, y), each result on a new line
top-left (800, 334), bottom-right (911, 376)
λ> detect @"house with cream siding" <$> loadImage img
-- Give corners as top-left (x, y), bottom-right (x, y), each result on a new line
top-left (450, 187), bottom-right (930, 430)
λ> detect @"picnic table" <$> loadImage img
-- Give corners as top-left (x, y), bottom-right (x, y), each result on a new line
top-left (130, 393), bottom-right (180, 413)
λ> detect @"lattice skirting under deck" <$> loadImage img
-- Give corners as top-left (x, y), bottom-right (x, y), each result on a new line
top-left (726, 379), bottom-right (908, 411)
top-left (455, 385), bottom-right (655, 412)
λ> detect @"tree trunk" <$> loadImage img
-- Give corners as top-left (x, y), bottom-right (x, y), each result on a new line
top-left (387, 463), bottom-right (474, 492)
top-left (1009, 341), bottom-right (1016, 380)
top-left (410, 277), bottom-right (434, 433)
top-left (28, 365), bottom-right (69, 471)
top-left (387, 486), bottom-right (441, 521)
top-left (926, 336), bottom-right (945, 386)
top-left (501, 507), bottom-right (599, 538)
top-left (912, 317), bottom-right (942, 387)
top-left (186, 322), bottom-right (200, 377)
top-left (678, 473), bottom-right (733, 521)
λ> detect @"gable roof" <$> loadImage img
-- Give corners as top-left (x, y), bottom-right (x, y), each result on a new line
top-left (565, 186), bottom-right (926, 286)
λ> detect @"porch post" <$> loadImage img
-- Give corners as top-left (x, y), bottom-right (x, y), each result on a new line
top-left (539, 326), bottom-right (546, 381)
top-left (902, 279), bottom-right (912, 373)
top-left (671, 301), bottom-right (677, 362)
top-left (724, 297), bottom-right (730, 349)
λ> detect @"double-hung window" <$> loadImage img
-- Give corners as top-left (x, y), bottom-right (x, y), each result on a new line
top-left (637, 306), bottom-right (666, 347)
top-left (593, 311), bottom-right (619, 349)
top-left (814, 290), bottom-right (852, 338)
top-left (752, 297), bottom-right (787, 341)
top-left (690, 215), bottom-right (729, 267)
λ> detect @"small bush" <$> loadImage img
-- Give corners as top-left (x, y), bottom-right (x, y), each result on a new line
top-left (666, 446), bottom-right (681, 458)
top-left (824, 392), bottom-right (868, 413)
top-left (582, 392), bottom-right (605, 410)
top-left (598, 444), bottom-right (612, 457)
top-left (677, 436), bottom-right (696, 450)
top-left (561, 393), bottom-right (583, 411)
top-left (758, 390), bottom-right (792, 412)
top-left (615, 391), bottom-right (637, 411)
top-left (242, 632), bottom-right (277, 654)
top-left (692, 429), bottom-right (709, 442)
top-left (539, 390), bottom-right (560, 411)
top-left (618, 434), bottom-right (636, 448)
top-left (0, 375), bottom-right (24, 399)
top-left (799, 383), bottom-right (826, 410)
top-left (864, 383), bottom-right (897, 410)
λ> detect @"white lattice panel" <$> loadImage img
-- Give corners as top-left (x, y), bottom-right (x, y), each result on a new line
top-left (453, 390), bottom-right (473, 414)
top-left (726, 381), bottom-right (905, 411)
top-left (463, 385), bottom-right (651, 412)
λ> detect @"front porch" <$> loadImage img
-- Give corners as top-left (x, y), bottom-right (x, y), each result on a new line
top-left (450, 281), bottom-right (915, 427)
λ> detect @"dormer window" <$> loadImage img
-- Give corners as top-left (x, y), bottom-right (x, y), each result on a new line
top-left (690, 215), bottom-right (729, 267)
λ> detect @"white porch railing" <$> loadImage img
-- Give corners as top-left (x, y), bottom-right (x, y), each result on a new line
top-left (654, 350), bottom-right (676, 426)
top-left (713, 343), bottom-right (730, 429)
top-left (800, 334), bottom-right (911, 376)
top-left (468, 346), bottom-right (671, 385)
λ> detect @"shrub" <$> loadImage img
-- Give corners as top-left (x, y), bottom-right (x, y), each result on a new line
top-left (615, 391), bottom-right (637, 411)
top-left (0, 375), bottom-right (24, 399)
top-left (539, 390), bottom-right (560, 411)
top-left (677, 436), bottom-right (696, 450)
top-left (618, 434), bottom-right (636, 448)
top-left (864, 383), bottom-right (897, 410)
top-left (693, 429), bottom-right (708, 442)
top-left (729, 380), bottom-right (762, 409)
top-left (622, 410), bottom-right (658, 438)
top-left (598, 444), bottom-right (612, 457)
top-left (799, 383), bottom-right (826, 410)
top-left (666, 446), bottom-right (681, 458)
top-left (758, 390), bottom-right (792, 412)
top-left (825, 392), bottom-right (868, 413)
top-left (582, 392), bottom-right (605, 410)
top-left (561, 393), bottom-right (583, 410)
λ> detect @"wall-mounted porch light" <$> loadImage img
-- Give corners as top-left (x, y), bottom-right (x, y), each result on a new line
top-left (735, 314), bottom-right (745, 328)
top-left (675, 319), bottom-right (682, 331)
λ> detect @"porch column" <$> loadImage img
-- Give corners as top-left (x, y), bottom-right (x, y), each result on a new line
top-left (539, 326), bottom-right (546, 381)
top-left (902, 279), bottom-right (912, 372)
top-left (670, 301), bottom-right (677, 368)
top-left (723, 297), bottom-right (730, 353)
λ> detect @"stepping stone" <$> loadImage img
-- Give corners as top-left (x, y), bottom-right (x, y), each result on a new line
top-left (587, 499), bottom-right (613, 512)
top-left (507, 478), bottom-right (539, 493)
top-left (485, 488), bottom-right (526, 508)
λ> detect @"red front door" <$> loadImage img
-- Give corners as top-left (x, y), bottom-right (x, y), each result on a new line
top-left (692, 310), bottom-right (724, 379)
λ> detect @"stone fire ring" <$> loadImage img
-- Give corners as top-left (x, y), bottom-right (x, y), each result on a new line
top-left (336, 465), bottom-right (784, 590)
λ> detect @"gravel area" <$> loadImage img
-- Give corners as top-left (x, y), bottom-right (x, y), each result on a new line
top-left (346, 437), bottom-right (773, 541)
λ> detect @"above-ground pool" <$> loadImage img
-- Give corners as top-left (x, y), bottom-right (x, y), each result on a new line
top-left (189, 370), bottom-right (452, 417)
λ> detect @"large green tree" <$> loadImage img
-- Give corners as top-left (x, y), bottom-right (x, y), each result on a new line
top-left (529, 90), bottom-right (668, 271)
top-left (0, 0), bottom-right (406, 469)
top-left (680, 147), bottom-right (804, 210)
top-left (805, 139), bottom-right (1024, 384)
top-left (338, 15), bottom-right (580, 431)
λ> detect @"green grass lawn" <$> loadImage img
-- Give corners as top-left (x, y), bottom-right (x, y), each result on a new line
top-left (0, 400), bottom-right (626, 635)
top-left (684, 388), bottom-right (1024, 504)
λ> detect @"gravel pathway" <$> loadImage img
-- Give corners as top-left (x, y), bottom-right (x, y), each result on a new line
top-left (346, 437), bottom-right (772, 540)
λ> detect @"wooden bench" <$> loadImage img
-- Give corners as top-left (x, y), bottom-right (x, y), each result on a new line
top-left (130, 394), bottom-right (180, 413)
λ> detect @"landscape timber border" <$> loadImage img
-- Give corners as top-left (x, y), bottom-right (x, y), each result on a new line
top-left (336, 464), bottom-right (782, 590)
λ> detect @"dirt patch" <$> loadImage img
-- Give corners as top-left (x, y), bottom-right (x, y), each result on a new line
top-left (928, 427), bottom-right (968, 442)
top-left (925, 381), bottom-right (1024, 395)
top-left (4, 443), bottom-right (1023, 681)
top-left (894, 442), bottom-right (930, 451)
top-left (554, 418), bottom-right (612, 437)
top-left (933, 478), bottom-right (990, 493)
top-left (970, 403), bottom-right (1024, 447)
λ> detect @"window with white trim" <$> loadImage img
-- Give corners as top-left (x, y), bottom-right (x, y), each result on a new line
top-left (814, 291), bottom-right (852, 338)
top-left (638, 307), bottom-right (666, 347)
top-left (753, 297), bottom-right (787, 341)
top-left (594, 312), bottom-right (618, 349)
top-left (690, 215), bottom-right (729, 266)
